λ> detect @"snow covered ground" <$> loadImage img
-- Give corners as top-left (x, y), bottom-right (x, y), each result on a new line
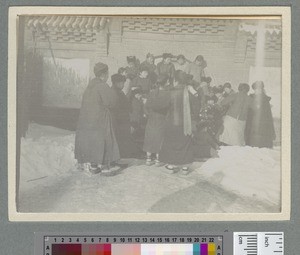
top-left (18, 123), bottom-right (281, 213)
top-left (197, 146), bottom-right (281, 206)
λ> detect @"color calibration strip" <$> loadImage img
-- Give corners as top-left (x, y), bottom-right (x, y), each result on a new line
top-left (43, 236), bottom-right (223, 255)
top-left (50, 243), bottom-right (218, 255)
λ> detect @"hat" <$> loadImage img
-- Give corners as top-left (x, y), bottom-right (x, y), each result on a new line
top-left (195, 55), bottom-right (204, 62)
top-left (94, 62), bottom-right (108, 77)
top-left (111, 73), bottom-right (126, 84)
top-left (162, 53), bottom-right (173, 59)
top-left (252, 81), bottom-right (264, 90)
top-left (146, 53), bottom-right (154, 58)
top-left (127, 56), bottom-right (136, 63)
top-left (223, 82), bottom-right (232, 89)
top-left (177, 54), bottom-right (186, 60)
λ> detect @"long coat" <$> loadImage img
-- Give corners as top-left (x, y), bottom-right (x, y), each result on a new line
top-left (111, 88), bottom-right (140, 158)
top-left (219, 91), bottom-right (253, 146)
top-left (159, 85), bottom-right (194, 165)
top-left (143, 88), bottom-right (170, 154)
top-left (75, 77), bottom-right (120, 165)
top-left (245, 93), bottom-right (276, 148)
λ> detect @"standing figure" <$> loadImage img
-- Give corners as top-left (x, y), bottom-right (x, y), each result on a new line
top-left (156, 53), bottom-right (175, 84)
top-left (111, 74), bottom-right (140, 158)
top-left (130, 67), bottom-right (153, 95)
top-left (143, 74), bottom-right (170, 166)
top-left (129, 67), bottom-right (152, 136)
top-left (140, 53), bottom-right (158, 85)
top-left (223, 82), bottom-right (235, 97)
top-left (75, 62), bottom-right (120, 174)
top-left (159, 70), bottom-right (194, 171)
top-left (185, 55), bottom-right (207, 84)
top-left (245, 81), bottom-right (276, 148)
top-left (125, 56), bottom-right (140, 79)
top-left (219, 83), bottom-right (253, 146)
top-left (173, 54), bottom-right (189, 71)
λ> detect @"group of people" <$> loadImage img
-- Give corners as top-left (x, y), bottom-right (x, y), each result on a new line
top-left (74, 53), bottom-right (276, 174)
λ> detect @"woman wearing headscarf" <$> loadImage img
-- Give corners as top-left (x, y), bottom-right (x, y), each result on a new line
top-left (75, 62), bottom-right (120, 174)
top-left (218, 83), bottom-right (253, 146)
top-left (159, 70), bottom-right (194, 171)
top-left (245, 81), bottom-right (276, 148)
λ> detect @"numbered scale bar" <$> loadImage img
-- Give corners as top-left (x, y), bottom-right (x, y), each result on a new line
top-left (234, 232), bottom-right (284, 255)
top-left (42, 235), bottom-right (223, 255)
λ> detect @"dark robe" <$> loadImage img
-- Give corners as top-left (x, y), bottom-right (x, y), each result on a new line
top-left (111, 88), bottom-right (140, 158)
top-left (140, 60), bottom-right (158, 84)
top-left (192, 129), bottom-right (218, 158)
top-left (159, 85), bottom-right (194, 165)
top-left (131, 76), bottom-right (153, 95)
top-left (143, 88), bottom-right (170, 154)
top-left (156, 61), bottom-right (175, 82)
top-left (75, 77), bottom-right (120, 165)
top-left (245, 93), bottom-right (276, 148)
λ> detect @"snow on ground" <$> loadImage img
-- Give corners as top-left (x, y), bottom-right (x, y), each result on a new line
top-left (196, 146), bottom-right (281, 206)
top-left (20, 123), bottom-right (77, 185)
top-left (18, 123), bottom-right (281, 213)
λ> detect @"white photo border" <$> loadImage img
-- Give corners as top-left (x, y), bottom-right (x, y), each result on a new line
top-left (8, 6), bottom-right (291, 221)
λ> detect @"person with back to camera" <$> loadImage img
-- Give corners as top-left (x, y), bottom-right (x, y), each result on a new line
top-left (143, 74), bottom-right (171, 166)
top-left (75, 62), bottom-right (120, 174)
top-left (218, 83), bottom-right (253, 146)
top-left (159, 70), bottom-right (195, 173)
top-left (110, 73), bottom-right (140, 159)
top-left (245, 81), bottom-right (276, 148)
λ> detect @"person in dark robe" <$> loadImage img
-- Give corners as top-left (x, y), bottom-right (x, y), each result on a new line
top-left (143, 74), bottom-right (171, 166)
top-left (159, 70), bottom-right (194, 171)
top-left (130, 67), bottom-right (153, 95)
top-left (129, 67), bottom-right (152, 137)
top-left (156, 53), bottom-right (175, 85)
top-left (245, 81), bottom-right (276, 148)
top-left (223, 82), bottom-right (235, 98)
top-left (140, 53), bottom-right (158, 85)
top-left (125, 56), bottom-right (140, 79)
top-left (110, 74), bottom-right (140, 158)
top-left (74, 62), bottom-right (120, 174)
top-left (218, 83), bottom-right (253, 146)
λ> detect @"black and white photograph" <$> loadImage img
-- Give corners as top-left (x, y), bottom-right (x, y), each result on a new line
top-left (8, 7), bottom-right (291, 221)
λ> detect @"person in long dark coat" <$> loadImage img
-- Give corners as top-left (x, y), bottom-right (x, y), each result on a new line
top-left (74, 62), bottom-right (120, 173)
top-left (245, 81), bottom-right (276, 148)
top-left (156, 53), bottom-right (175, 84)
top-left (159, 70), bottom-right (194, 170)
top-left (143, 74), bottom-right (170, 166)
top-left (140, 53), bottom-right (157, 85)
top-left (110, 73), bottom-right (140, 158)
top-left (218, 83), bottom-right (253, 146)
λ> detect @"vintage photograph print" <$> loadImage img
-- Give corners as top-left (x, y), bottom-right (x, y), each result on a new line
top-left (8, 7), bottom-right (291, 221)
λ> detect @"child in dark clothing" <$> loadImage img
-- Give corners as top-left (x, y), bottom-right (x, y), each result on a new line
top-left (143, 74), bottom-right (170, 166)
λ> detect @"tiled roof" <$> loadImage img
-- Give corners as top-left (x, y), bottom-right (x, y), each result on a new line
top-left (238, 20), bottom-right (281, 35)
top-left (26, 16), bottom-right (108, 31)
